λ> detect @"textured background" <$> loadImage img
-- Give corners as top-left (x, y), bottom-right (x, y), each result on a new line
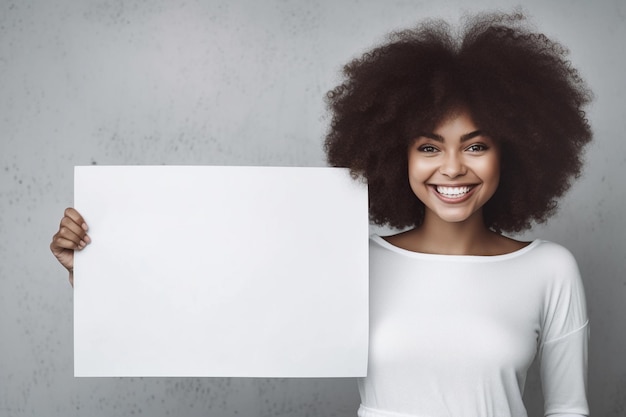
top-left (1, 0), bottom-right (624, 416)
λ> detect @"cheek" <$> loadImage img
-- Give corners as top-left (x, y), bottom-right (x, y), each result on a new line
top-left (407, 156), bottom-right (424, 183)
top-left (407, 159), bottom-right (432, 200)
top-left (407, 152), bottom-right (435, 180)
top-left (489, 160), bottom-right (501, 183)
top-left (484, 155), bottom-right (501, 193)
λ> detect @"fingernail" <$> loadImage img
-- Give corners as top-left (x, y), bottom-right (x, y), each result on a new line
top-left (84, 235), bottom-right (91, 244)
top-left (79, 240), bottom-right (86, 248)
top-left (82, 223), bottom-right (89, 231)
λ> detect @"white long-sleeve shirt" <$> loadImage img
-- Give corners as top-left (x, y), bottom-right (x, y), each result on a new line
top-left (358, 236), bottom-right (589, 417)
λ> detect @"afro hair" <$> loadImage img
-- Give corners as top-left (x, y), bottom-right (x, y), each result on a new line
top-left (324, 11), bottom-right (593, 233)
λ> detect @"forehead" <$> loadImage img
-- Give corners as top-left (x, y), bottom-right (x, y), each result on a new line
top-left (433, 108), bottom-right (478, 131)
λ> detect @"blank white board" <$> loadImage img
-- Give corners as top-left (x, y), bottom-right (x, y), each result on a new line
top-left (73, 166), bottom-right (368, 377)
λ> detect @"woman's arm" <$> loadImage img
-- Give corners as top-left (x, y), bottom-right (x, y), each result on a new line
top-left (539, 244), bottom-right (589, 416)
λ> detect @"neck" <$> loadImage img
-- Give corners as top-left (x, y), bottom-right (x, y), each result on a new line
top-left (413, 210), bottom-right (495, 255)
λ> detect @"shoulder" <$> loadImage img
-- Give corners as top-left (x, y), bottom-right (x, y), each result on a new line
top-left (526, 240), bottom-right (581, 276)
top-left (369, 234), bottom-right (397, 256)
top-left (374, 229), bottom-right (417, 252)
top-left (509, 240), bottom-right (584, 296)
top-left (530, 241), bottom-right (588, 320)
top-left (530, 239), bottom-right (576, 257)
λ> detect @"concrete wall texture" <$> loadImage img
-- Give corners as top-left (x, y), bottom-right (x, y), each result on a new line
top-left (1, 0), bottom-right (624, 416)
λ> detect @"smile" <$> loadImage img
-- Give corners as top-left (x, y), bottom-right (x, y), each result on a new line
top-left (435, 185), bottom-right (474, 198)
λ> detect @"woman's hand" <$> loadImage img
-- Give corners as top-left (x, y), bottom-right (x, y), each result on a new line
top-left (50, 207), bottom-right (90, 286)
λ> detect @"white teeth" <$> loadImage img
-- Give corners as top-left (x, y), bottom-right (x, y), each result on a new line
top-left (436, 186), bottom-right (472, 197)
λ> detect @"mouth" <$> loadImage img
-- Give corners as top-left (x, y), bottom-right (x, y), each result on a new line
top-left (434, 185), bottom-right (475, 199)
top-left (428, 184), bottom-right (479, 203)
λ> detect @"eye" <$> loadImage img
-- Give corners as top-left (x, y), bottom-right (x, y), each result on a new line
top-left (465, 143), bottom-right (488, 152)
top-left (418, 144), bottom-right (439, 153)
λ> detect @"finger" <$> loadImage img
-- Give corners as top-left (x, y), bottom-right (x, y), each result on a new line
top-left (54, 221), bottom-right (89, 246)
top-left (51, 235), bottom-right (84, 252)
top-left (64, 207), bottom-right (88, 231)
top-left (57, 226), bottom-right (89, 248)
top-left (60, 216), bottom-right (89, 241)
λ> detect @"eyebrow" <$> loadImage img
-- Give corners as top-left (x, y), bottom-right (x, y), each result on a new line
top-left (420, 130), bottom-right (484, 143)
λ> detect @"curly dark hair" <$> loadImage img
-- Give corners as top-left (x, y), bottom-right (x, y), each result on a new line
top-left (324, 12), bottom-right (592, 233)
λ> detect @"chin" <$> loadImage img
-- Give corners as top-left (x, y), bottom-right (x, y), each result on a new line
top-left (427, 208), bottom-right (483, 225)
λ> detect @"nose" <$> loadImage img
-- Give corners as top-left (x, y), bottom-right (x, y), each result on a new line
top-left (439, 152), bottom-right (467, 178)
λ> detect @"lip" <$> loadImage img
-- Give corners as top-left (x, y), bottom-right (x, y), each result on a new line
top-left (429, 184), bottom-right (478, 204)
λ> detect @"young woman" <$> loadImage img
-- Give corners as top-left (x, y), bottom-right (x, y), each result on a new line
top-left (51, 12), bottom-right (592, 417)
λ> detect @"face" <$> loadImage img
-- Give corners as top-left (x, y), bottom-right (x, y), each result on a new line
top-left (408, 110), bottom-right (500, 226)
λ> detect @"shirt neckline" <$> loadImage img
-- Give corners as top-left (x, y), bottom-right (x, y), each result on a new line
top-left (371, 234), bottom-right (542, 263)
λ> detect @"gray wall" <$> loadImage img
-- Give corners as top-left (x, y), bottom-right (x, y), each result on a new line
top-left (1, 0), bottom-right (624, 416)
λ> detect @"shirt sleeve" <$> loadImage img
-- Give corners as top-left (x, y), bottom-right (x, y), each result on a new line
top-left (537, 243), bottom-right (589, 416)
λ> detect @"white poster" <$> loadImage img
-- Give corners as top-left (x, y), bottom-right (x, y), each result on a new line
top-left (73, 166), bottom-right (369, 377)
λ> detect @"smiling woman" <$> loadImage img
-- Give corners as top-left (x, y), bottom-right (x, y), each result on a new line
top-left (323, 10), bottom-right (592, 417)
